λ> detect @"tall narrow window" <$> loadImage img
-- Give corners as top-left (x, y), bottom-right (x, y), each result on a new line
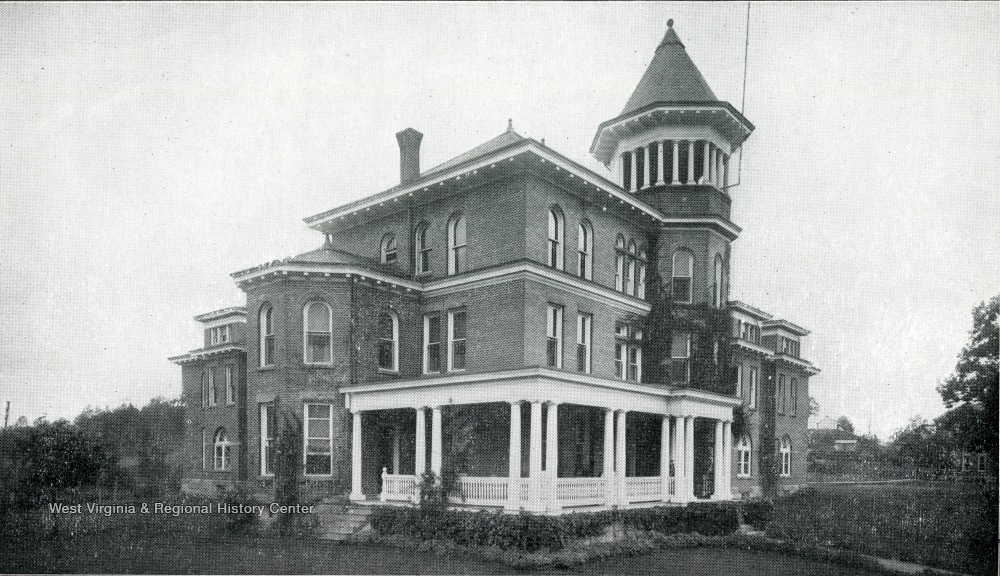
top-left (735, 363), bottom-right (744, 398)
top-left (615, 323), bottom-right (628, 379)
top-left (378, 311), bottom-right (399, 371)
top-left (381, 233), bottom-right (398, 264)
top-left (304, 302), bottom-right (332, 364)
top-left (671, 332), bottom-right (691, 384)
top-left (672, 251), bottom-right (693, 303)
top-left (208, 369), bottom-right (217, 406)
top-left (213, 428), bottom-right (231, 471)
top-left (577, 221), bottom-right (593, 280)
top-left (547, 207), bottom-right (564, 270)
top-left (737, 435), bottom-right (752, 477)
top-left (201, 372), bottom-right (209, 407)
top-left (546, 305), bottom-right (564, 368)
top-left (576, 313), bottom-right (592, 373)
top-left (636, 250), bottom-right (647, 299)
top-left (260, 305), bottom-right (274, 367)
top-left (260, 404), bottom-right (276, 476)
top-left (713, 254), bottom-right (724, 308)
top-left (777, 374), bottom-right (786, 415)
top-left (749, 367), bottom-right (759, 410)
top-left (628, 329), bottom-right (643, 381)
top-left (448, 309), bottom-right (467, 371)
top-left (615, 235), bottom-right (626, 292)
top-left (447, 213), bottom-right (466, 275)
top-left (201, 428), bottom-right (206, 470)
top-left (625, 240), bottom-right (637, 296)
top-left (225, 366), bottom-right (235, 405)
top-left (780, 436), bottom-right (792, 476)
top-left (304, 404), bottom-right (333, 475)
top-left (423, 314), bottom-right (442, 373)
top-left (790, 378), bottom-right (798, 417)
top-left (415, 223), bottom-right (431, 274)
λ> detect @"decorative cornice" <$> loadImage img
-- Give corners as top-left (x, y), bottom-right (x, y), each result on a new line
top-left (169, 345), bottom-right (245, 365)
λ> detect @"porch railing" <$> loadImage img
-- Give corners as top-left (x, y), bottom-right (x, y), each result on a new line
top-left (450, 476), bottom-right (510, 506)
top-left (380, 469), bottom-right (417, 502)
top-left (556, 477), bottom-right (606, 507)
top-left (625, 476), bottom-right (662, 503)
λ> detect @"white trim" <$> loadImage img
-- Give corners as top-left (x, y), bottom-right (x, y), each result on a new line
top-left (305, 141), bottom-right (664, 228)
top-left (169, 345), bottom-right (244, 365)
top-left (260, 404), bottom-right (274, 477)
top-left (202, 316), bottom-right (245, 331)
top-left (546, 304), bottom-right (564, 369)
top-left (423, 314), bottom-right (442, 374)
top-left (447, 309), bottom-right (467, 372)
top-left (234, 263), bottom-right (422, 290)
top-left (378, 310), bottom-right (400, 372)
top-left (303, 301), bottom-right (333, 365)
top-left (661, 218), bottom-right (741, 240)
top-left (576, 312), bottom-right (592, 374)
top-left (194, 307), bottom-right (247, 323)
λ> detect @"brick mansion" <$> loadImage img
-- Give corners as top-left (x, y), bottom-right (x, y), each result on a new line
top-left (170, 20), bottom-right (819, 512)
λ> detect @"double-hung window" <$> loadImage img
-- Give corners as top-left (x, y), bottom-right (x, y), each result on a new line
top-left (378, 311), bottom-right (399, 371)
top-left (615, 323), bottom-right (628, 379)
top-left (260, 305), bottom-right (275, 367)
top-left (777, 374), bottom-right (786, 414)
top-left (670, 332), bottom-right (691, 384)
top-left (576, 313), bottom-right (592, 373)
top-left (305, 404), bottom-right (333, 475)
top-left (737, 435), bottom-right (752, 477)
top-left (546, 305), bottom-right (564, 368)
top-left (423, 314), bottom-right (442, 373)
top-left (201, 372), bottom-right (209, 407)
top-left (749, 367), bottom-right (759, 410)
top-left (208, 369), bottom-right (217, 406)
top-left (380, 233), bottom-right (397, 264)
top-left (210, 325), bottom-right (230, 346)
top-left (672, 251), bottom-right (693, 303)
top-left (577, 221), bottom-right (592, 280)
top-left (225, 366), bottom-right (235, 405)
top-left (615, 235), bottom-right (626, 292)
top-left (415, 224), bottom-right (431, 274)
top-left (625, 241), bottom-right (637, 296)
top-left (615, 323), bottom-right (641, 382)
top-left (628, 329), bottom-right (642, 381)
top-left (304, 302), bottom-right (333, 364)
top-left (547, 208), bottom-right (564, 270)
top-left (213, 428), bottom-right (231, 471)
top-left (448, 310), bottom-right (467, 371)
top-left (735, 363), bottom-right (744, 398)
top-left (780, 436), bottom-right (791, 476)
top-left (447, 214), bottom-right (466, 275)
top-left (790, 378), bottom-right (798, 417)
top-left (260, 404), bottom-right (276, 476)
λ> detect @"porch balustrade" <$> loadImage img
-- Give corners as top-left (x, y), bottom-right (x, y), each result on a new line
top-left (380, 469), bottom-right (417, 502)
top-left (555, 477), bottom-right (606, 507)
top-left (625, 476), bottom-right (662, 503)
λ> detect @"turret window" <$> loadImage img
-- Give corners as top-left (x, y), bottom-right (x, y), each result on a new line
top-left (672, 250), bottom-right (694, 303)
top-left (304, 301), bottom-right (333, 365)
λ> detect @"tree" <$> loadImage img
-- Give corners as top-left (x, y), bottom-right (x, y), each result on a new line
top-left (836, 416), bottom-right (855, 435)
top-left (809, 396), bottom-right (820, 416)
top-left (937, 295), bottom-right (998, 462)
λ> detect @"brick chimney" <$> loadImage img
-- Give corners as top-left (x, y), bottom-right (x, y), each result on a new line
top-left (395, 128), bottom-right (423, 185)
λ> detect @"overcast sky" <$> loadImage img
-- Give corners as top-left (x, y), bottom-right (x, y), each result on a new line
top-left (1, 2), bottom-right (997, 439)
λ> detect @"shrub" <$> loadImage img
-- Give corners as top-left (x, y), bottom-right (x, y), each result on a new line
top-left (220, 485), bottom-right (258, 534)
top-left (738, 500), bottom-right (774, 530)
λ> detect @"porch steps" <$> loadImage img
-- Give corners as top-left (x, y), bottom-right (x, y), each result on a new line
top-left (314, 501), bottom-right (374, 541)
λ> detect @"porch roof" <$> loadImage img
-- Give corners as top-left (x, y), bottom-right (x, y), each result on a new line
top-left (342, 367), bottom-right (739, 421)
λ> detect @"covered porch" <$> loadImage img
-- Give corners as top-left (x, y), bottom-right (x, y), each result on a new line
top-left (344, 368), bottom-right (738, 513)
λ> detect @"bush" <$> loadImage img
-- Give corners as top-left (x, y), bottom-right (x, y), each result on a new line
top-left (738, 500), bottom-right (774, 530)
top-left (220, 485), bottom-right (258, 534)
top-left (369, 502), bottom-right (742, 552)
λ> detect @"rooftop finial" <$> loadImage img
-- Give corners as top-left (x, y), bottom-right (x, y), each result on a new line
top-left (507, 118), bottom-right (513, 132)
top-left (667, 18), bottom-right (674, 28)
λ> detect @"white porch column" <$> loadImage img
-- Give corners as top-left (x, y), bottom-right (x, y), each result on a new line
top-left (715, 149), bottom-right (723, 187)
top-left (713, 420), bottom-right (724, 500)
top-left (672, 141), bottom-right (680, 184)
top-left (641, 145), bottom-right (651, 189)
top-left (673, 416), bottom-right (686, 502)
top-left (687, 141), bottom-right (696, 184)
top-left (615, 410), bottom-right (627, 505)
top-left (350, 410), bottom-right (364, 501)
top-left (430, 406), bottom-right (442, 476)
top-left (630, 149), bottom-right (638, 192)
top-left (722, 420), bottom-right (733, 499)
top-left (415, 407), bottom-right (426, 476)
top-left (684, 416), bottom-right (695, 500)
top-left (528, 401), bottom-right (543, 511)
top-left (546, 402), bottom-right (560, 512)
top-left (655, 141), bottom-right (665, 185)
top-left (392, 428), bottom-right (401, 474)
top-left (616, 154), bottom-right (625, 189)
top-left (603, 408), bottom-right (615, 505)
top-left (507, 402), bottom-right (522, 511)
top-left (660, 415), bottom-right (671, 502)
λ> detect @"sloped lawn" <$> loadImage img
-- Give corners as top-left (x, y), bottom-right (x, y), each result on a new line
top-left (766, 482), bottom-right (997, 575)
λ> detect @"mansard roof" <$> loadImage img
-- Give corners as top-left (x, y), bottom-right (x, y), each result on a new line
top-left (621, 20), bottom-right (718, 116)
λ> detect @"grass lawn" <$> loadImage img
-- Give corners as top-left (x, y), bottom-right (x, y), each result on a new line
top-left (767, 482), bottom-right (997, 576)
top-left (0, 528), bottom-right (894, 575)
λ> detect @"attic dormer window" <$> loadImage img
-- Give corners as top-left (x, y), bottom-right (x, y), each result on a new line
top-left (209, 325), bottom-right (230, 346)
top-left (381, 233), bottom-right (398, 264)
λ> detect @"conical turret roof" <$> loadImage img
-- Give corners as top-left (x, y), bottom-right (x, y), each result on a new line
top-left (621, 20), bottom-right (717, 115)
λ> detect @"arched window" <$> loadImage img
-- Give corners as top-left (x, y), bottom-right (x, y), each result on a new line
top-left (377, 310), bottom-right (399, 371)
top-left (737, 435), bottom-right (752, 477)
top-left (625, 240), bottom-right (637, 296)
top-left (259, 304), bottom-right (274, 367)
top-left (213, 428), bottom-right (231, 471)
top-left (414, 222), bottom-right (431, 274)
top-left (637, 249), bottom-right (647, 299)
top-left (208, 369), bottom-right (217, 406)
top-left (547, 207), bottom-right (564, 270)
top-left (615, 235), bottom-right (626, 292)
top-left (780, 436), bottom-right (792, 477)
top-left (304, 301), bottom-right (332, 364)
top-left (380, 233), bottom-right (397, 264)
top-left (447, 213), bottom-right (466, 275)
top-left (713, 254), bottom-right (724, 308)
top-left (577, 220), bottom-right (593, 280)
top-left (672, 250), bottom-right (694, 303)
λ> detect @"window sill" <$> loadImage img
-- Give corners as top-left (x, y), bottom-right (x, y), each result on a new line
top-left (257, 366), bottom-right (276, 373)
top-left (304, 363), bottom-right (333, 369)
top-left (377, 368), bottom-right (400, 375)
top-left (447, 368), bottom-right (467, 373)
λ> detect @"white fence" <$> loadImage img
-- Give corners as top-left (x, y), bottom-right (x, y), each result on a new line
top-left (380, 470), bottom-right (417, 502)
top-left (556, 477), bottom-right (606, 507)
top-left (450, 476), bottom-right (511, 506)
